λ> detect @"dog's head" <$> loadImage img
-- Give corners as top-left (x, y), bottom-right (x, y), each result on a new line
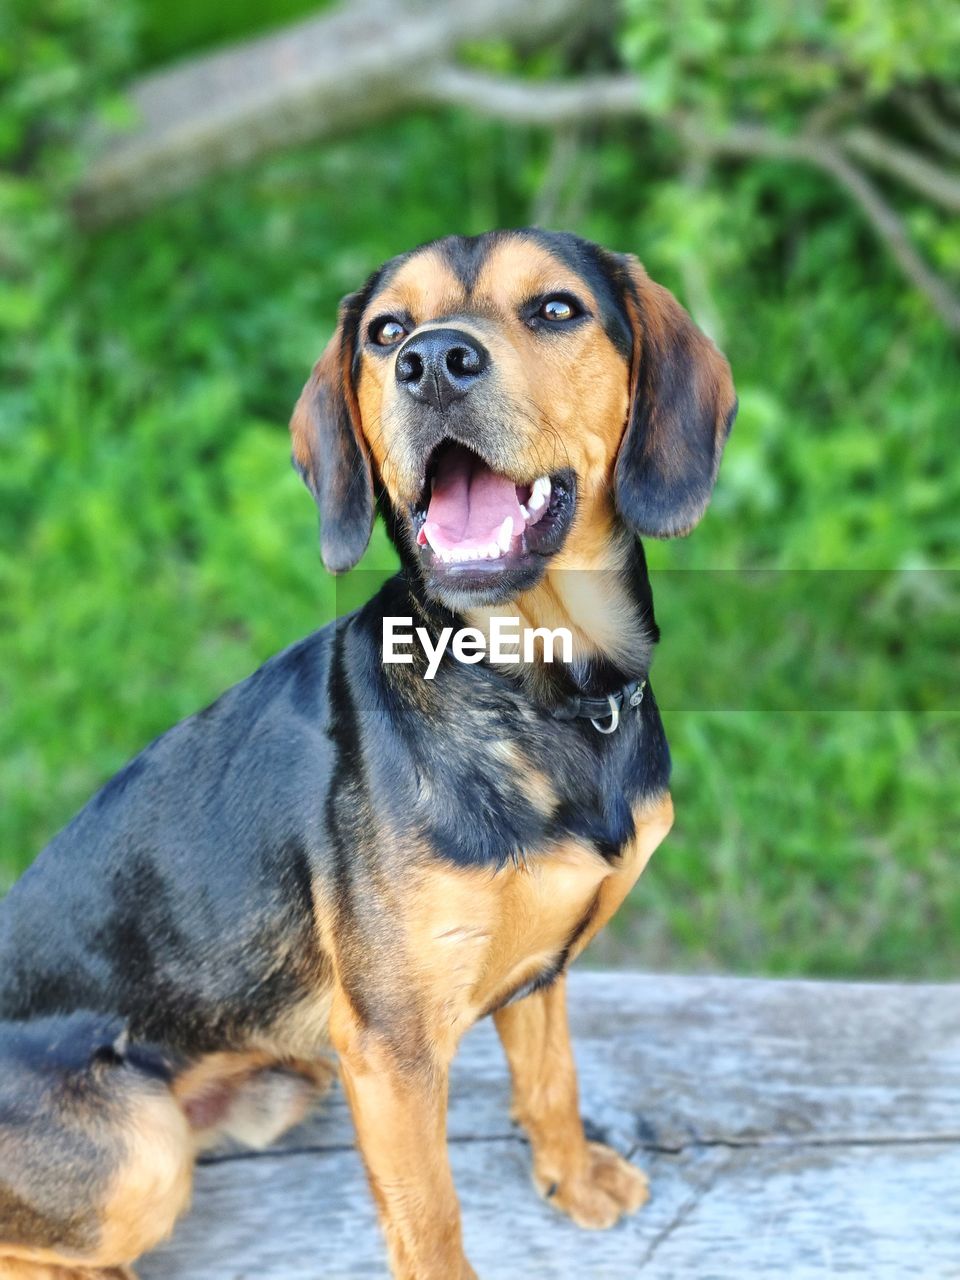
top-left (291, 229), bottom-right (736, 609)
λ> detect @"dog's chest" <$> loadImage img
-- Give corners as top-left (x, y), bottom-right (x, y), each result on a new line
top-left (403, 708), bottom-right (654, 870)
top-left (402, 843), bottom-right (603, 1036)
top-left (397, 790), bottom-right (671, 1052)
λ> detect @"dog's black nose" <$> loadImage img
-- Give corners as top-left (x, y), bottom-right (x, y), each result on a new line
top-left (395, 328), bottom-right (488, 412)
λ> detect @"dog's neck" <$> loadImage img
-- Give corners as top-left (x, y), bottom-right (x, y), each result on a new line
top-left (395, 526), bottom-right (657, 707)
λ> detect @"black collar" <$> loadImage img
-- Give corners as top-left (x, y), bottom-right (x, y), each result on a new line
top-left (550, 676), bottom-right (647, 734)
top-left (433, 631), bottom-right (648, 735)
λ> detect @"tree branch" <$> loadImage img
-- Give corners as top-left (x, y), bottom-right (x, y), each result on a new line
top-left (678, 156), bottom-right (725, 346)
top-left (533, 128), bottom-right (591, 228)
top-left (802, 89), bottom-right (866, 138)
top-left (421, 66), bottom-right (648, 124)
top-left (895, 90), bottom-right (960, 161)
top-left (418, 70), bottom-right (960, 332)
top-left (807, 144), bottom-right (960, 332)
top-left (74, 0), bottom-right (598, 225)
top-left (843, 126), bottom-right (960, 212)
top-left (679, 119), bottom-right (960, 331)
top-left (76, 41), bottom-right (960, 332)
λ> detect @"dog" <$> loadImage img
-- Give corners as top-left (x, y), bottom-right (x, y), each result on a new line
top-left (0, 228), bottom-right (736, 1280)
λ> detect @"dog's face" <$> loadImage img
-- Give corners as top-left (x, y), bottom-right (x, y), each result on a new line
top-left (292, 229), bottom-right (736, 609)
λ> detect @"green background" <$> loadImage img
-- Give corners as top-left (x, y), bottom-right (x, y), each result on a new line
top-left (1, 0), bottom-right (957, 976)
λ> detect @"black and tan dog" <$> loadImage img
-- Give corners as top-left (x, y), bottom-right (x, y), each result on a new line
top-left (0, 229), bottom-right (735, 1279)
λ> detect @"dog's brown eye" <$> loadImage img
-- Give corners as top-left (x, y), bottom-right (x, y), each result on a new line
top-left (539, 297), bottom-right (577, 322)
top-left (371, 318), bottom-right (408, 346)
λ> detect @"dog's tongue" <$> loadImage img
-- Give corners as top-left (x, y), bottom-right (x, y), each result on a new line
top-left (423, 445), bottom-right (524, 556)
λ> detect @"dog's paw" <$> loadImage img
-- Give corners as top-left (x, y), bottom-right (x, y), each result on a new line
top-left (536, 1141), bottom-right (649, 1230)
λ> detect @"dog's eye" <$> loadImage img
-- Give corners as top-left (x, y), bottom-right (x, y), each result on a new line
top-left (370, 317), bottom-right (408, 346)
top-left (537, 296), bottom-right (581, 323)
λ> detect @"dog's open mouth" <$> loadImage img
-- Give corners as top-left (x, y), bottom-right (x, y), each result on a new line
top-left (410, 441), bottom-right (575, 575)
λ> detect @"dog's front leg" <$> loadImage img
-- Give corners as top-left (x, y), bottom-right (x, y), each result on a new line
top-left (330, 990), bottom-right (476, 1280)
top-left (494, 972), bottom-right (648, 1230)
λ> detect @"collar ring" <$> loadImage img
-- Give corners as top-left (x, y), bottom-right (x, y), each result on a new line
top-left (590, 694), bottom-right (621, 735)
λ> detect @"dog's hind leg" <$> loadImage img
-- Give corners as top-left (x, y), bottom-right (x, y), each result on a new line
top-left (172, 1051), bottom-right (334, 1152)
top-left (0, 1015), bottom-right (194, 1279)
top-left (0, 1018), bottom-right (332, 1279)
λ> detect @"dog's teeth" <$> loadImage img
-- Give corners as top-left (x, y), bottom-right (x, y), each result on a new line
top-left (488, 542), bottom-right (500, 559)
top-left (441, 550), bottom-right (452, 564)
top-left (498, 517), bottom-right (513, 552)
top-left (519, 504), bottom-right (529, 519)
top-left (529, 476), bottom-right (551, 512)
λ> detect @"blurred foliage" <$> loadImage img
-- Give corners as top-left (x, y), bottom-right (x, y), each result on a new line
top-left (622, 0), bottom-right (960, 111)
top-left (1, 0), bottom-right (958, 977)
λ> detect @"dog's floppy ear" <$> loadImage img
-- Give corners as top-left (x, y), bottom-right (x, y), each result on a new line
top-left (613, 256), bottom-right (737, 538)
top-left (290, 293), bottom-right (374, 573)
